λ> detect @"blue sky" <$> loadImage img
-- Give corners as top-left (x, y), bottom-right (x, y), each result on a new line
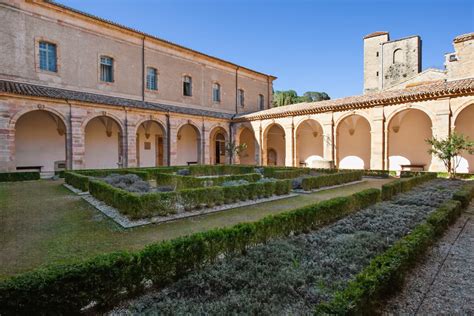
top-left (58, 0), bottom-right (473, 99)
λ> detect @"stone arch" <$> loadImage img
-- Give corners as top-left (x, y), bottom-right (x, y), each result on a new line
top-left (9, 106), bottom-right (67, 131)
top-left (387, 108), bottom-right (433, 171)
top-left (209, 126), bottom-right (228, 165)
top-left (452, 100), bottom-right (474, 125)
top-left (263, 123), bottom-right (286, 166)
top-left (453, 103), bottom-right (474, 173)
top-left (13, 109), bottom-right (67, 173)
top-left (84, 115), bottom-right (124, 169)
top-left (176, 123), bottom-right (201, 165)
top-left (336, 114), bottom-right (371, 169)
top-left (236, 126), bottom-right (257, 165)
top-left (135, 120), bottom-right (167, 167)
top-left (295, 119), bottom-right (324, 167)
top-left (385, 104), bottom-right (435, 127)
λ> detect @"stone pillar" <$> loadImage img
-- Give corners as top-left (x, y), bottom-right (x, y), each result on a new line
top-left (71, 114), bottom-right (85, 170)
top-left (169, 121), bottom-right (178, 166)
top-left (431, 99), bottom-right (451, 172)
top-left (320, 113), bottom-right (334, 164)
top-left (126, 120), bottom-right (137, 168)
top-left (370, 107), bottom-right (384, 170)
top-left (202, 122), bottom-right (210, 165)
top-left (284, 124), bottom-right (294, 167)
top-left (0, 100), bottom-right (15, 171)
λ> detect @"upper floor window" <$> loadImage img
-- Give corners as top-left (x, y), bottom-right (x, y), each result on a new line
top-left (183, 75), bottom-right (192, 96)
top-left (100, 56), bottom-right (114, 82)
top-left (146, 67), bottom-right (158, 90)
top-left (39, 41), bottom-right (57, 72)
top-left (212, 83), bottom-right (221, 102)
top-left (238, 89), bottom-right (245, 107)
top-left (258, 94), bottom-right (265, 110)
top-left (393, 48), bottom-right (403, 64)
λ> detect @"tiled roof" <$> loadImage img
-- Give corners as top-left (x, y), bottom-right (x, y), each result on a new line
top-left (454, 32), bottom-right (474, 43)
top-left (364, 31), bottom-right (389, 39)
top-left (236, 78), bottom-right (474, 121)
top-left (0, 80), bottom-right (234, 119)
top-left (42, 1), bottom-right (275, 80)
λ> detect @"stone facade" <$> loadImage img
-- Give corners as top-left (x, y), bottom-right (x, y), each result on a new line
top-left (0, 1), bottom-right (473, 174)
top-left (364, 32), bottom-right (422, 94)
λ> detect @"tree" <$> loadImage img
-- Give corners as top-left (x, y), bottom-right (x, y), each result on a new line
top-left (225, 141), bottom-right (248, 164)
top-left (303, 91), bottom-right (331, 102)
top-left (426, 132), bottom-right (474, 178)
top-left (273, 90), bottom-right (330, 107)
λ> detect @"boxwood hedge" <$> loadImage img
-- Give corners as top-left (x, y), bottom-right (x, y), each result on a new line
top-left (301, 170), bottom-right (363, 191)
top-left (0, 171), bottom-right (40, 182)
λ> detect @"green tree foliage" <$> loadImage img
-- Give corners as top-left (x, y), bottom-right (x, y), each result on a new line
top-left (273, 90), bottom-right (330, 107)
top-left (426, 132), bottom-right (474, 178)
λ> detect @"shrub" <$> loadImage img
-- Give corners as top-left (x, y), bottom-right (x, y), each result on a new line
top-left (0, 171), bottom-right (40, 182)
top-left (104, 174), bottom-right (152, 193)
top-left (64, 172), bottom-right (90, 191)
top-left (301, 170), bottom-right (362, 191)
top-left (381, 173), bottom-right (437, 200)
top-left (316, 184), bottom-right (474, 315)
top-left (180, 187), bottom-right (224, 211)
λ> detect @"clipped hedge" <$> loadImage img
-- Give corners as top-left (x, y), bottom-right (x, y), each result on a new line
top-left (381, 172), bottom-right (437, 200)
top-left (317, 183), bottom-right (474, 315)
top-left (0, 171), bottom-right (40, 182)
top-left (155, 173), bottom-right (262, 190)
top-left (89, 179), bottom-right (178, 219)
top-left (187, 165), bottom-right (256, 176)
top-left (0, 187), bottom-right (381, 314)
top-left (64, 172), bottom-right (90, 192)
top-left (301, 170), bottom-right (363, 191)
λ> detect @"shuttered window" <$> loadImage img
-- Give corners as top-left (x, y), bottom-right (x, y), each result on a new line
top-left (259, 94), bottom-right (265, 110)
top-left (238, 89), bottom-right (245, 107)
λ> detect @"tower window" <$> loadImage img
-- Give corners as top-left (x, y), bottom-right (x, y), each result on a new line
top-left (376, 71), bottom-right (379, 76)
top-left (376, 51), bottom-right (379, 57)
top-left (259, 94), bottom-right (265, 110)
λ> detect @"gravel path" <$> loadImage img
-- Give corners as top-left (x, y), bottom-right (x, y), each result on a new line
top-left (382, 203), bottom-right (474, 315)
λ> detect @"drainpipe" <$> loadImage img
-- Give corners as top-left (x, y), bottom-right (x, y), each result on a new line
top-left (235, 66), bottom-right (240, 114)
top-left (142, 36), bottom-right (146, 102)
top-left (201, 117), bottom-right (205, 164)
top-left (166, 111), bottom-right (171, 166)
top-left (267, 75), bottom-right (271, 109)
top-left (123, 107), bottom-right (128, 168)
top-left (229, 120), bottom-right (234, 164)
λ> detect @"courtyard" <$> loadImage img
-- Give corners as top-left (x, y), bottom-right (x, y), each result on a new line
top-left (0, 175), bottom-right (391, 278)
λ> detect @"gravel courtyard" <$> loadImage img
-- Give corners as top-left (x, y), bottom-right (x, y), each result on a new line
top-left (382, 203), bottom-right (474, 315)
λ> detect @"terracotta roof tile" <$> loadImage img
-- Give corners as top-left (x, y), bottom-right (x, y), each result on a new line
top-left (0, 80), bottom-right (234, 119)
top-left (236, 78), bottom-right (474, 121)
top-left (364, 31), bottom-right (389, 39)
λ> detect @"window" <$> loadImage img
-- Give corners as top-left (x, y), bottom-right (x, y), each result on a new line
top-left (258, 94), bottom-right (265, 110)
top-left (146, 67), bottom-right (158, 90)
top-left (100, 56), bottom-right (114, 82)
top-left (393, 48), bottom-right (403, 64)
top-left (376, 51), bottom-right (379, 57)
top-left (39, 41), bottom-right (57, 72)
top-left (449, 54), bottom-right (458, 62)
top-left (238, 89), bottom-right (245, 107)
top-left (183, 75), bottom-right (192, 96)
top-left (376, 71), bottom-right (379, 76)
top-left (212, 83), bottom-right (221, 102)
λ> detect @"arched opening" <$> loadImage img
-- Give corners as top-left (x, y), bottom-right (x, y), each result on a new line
top-left (454, 104), bottom-right (474, 173)
top-left (177, 124), bottom-right (201, 165)
top-left (14, 110), bottom-right (66, 172)
top-left (136, 120), bottom-right (166, 167)
top-left (388, 109), bottom-right (432, 171)
top-left (264, 124), bottom-right (285, 166)
top-left (209, 127), bottom-right (228, 165)
top-left (393, 48), bottom-right (403, 64)
top-left (238, 127), bottom-right (257, 165)
top-left (84, 116), bottom-right (123, 169)
top-left (296, 119), bottom-right (324, 167)
top-left (336, 114), bottom-right (371, 169)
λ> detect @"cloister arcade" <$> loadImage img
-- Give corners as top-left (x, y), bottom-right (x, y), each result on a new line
top-left (3, 98), bottom-right (474, 174)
